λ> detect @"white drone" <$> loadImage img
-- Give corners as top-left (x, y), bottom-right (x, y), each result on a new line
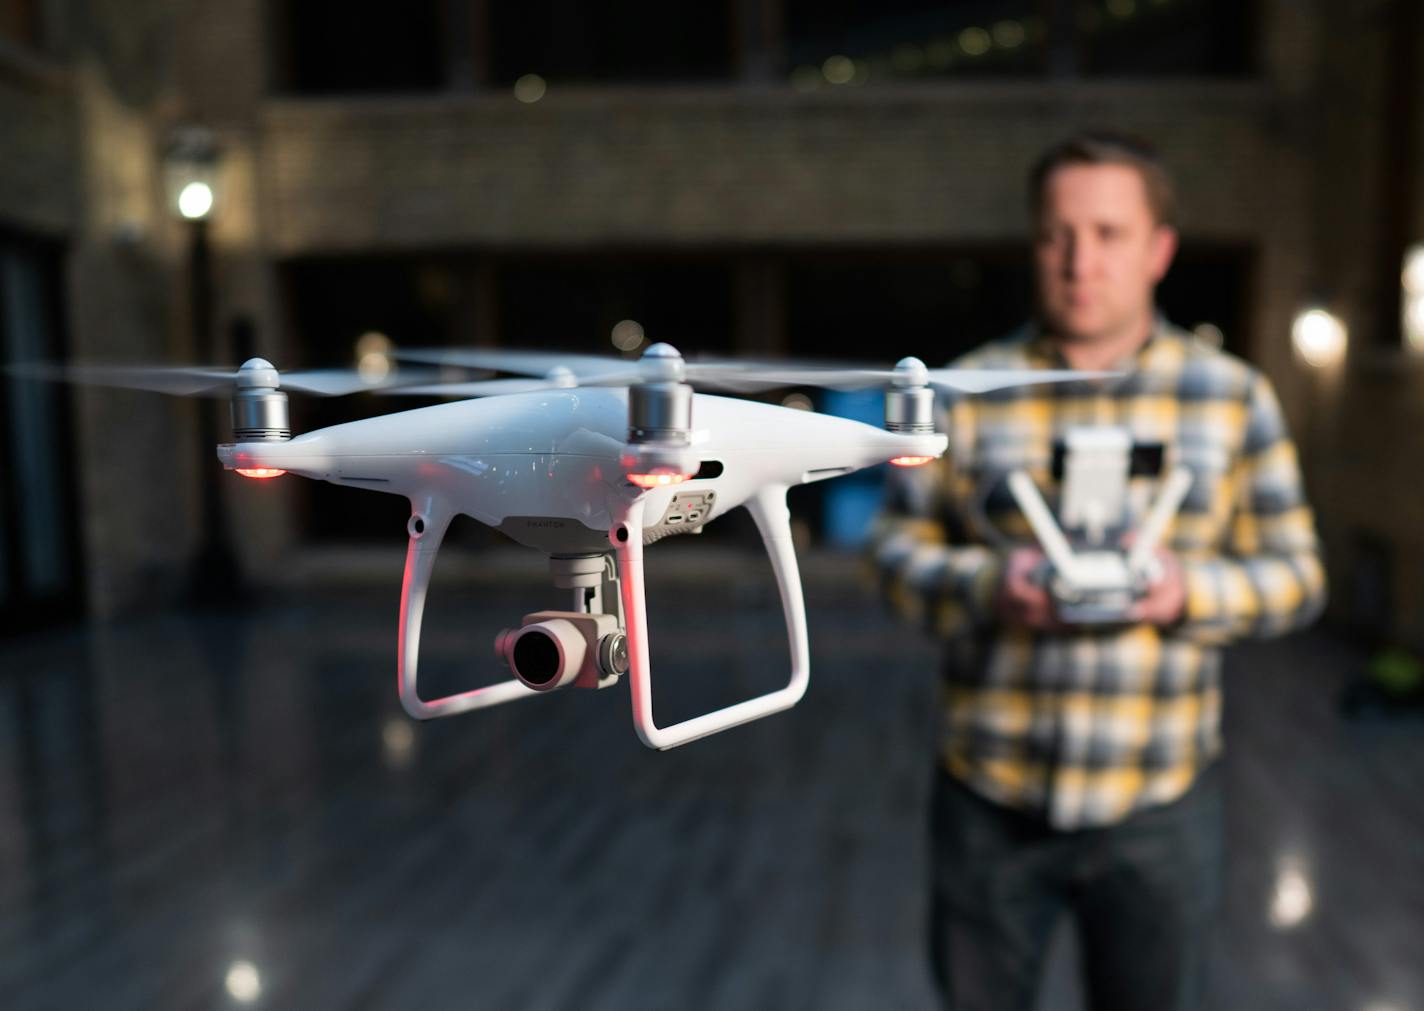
top-left (29, 344), bottom-right (1096, 749)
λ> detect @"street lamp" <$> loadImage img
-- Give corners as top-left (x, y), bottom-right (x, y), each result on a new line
top-left (164, 126), bottom-right (245, 604)
top-left (164, 126), bottom-right (220, 223)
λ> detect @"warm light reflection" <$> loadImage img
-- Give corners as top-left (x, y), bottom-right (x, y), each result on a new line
top-left (235, 468), bottom-right (286, 479)
top-left (1192, 322), bottom-right (1224, 349)
top-left (225, 961), bottom-right (262, 1003)
top-left (178, 181), bottom-right (214, 220)
top-left (356, 331), bottom-right (394, 383)
top-left (358, 352), bottom-right (390, 382)
top-left (822, 55), bottom-right (855, 84)
top-left (1268, 857), bottom-right (1314, 929)
top-left (780, 393), bottom-right (813, 411)
top-left (890, 456), bottom-right (936, 468)
top-left (611, 319), bottom-right (645, 352)
top-left (1291, 308), bottom-right (1347, 367)
top-left (1403, 244), bottom-right (1424, 291)
top-left (1403, 244), bottom-right (1424, 351)
top-left (958, 27), bottom-right (991, 56)
top-left (514, 73), bottom-right (547, 103)
top-left (627, 472), bottom-right (692, 489)
top-left (1405, 295), bottom-right (1424, 352)
top-left (382, 717), bottom-right (416, 770)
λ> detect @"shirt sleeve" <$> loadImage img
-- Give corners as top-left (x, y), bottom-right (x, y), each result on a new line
top-left (868, 401), bottom-right (1004, 639)
top-left (1176, 372), bottom-right (1328, 644)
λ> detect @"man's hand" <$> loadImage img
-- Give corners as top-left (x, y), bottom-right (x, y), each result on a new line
top-left (1129, 548), bottom-right (1187, 627)
top-left (997, 548), bottom-right (1061, 630)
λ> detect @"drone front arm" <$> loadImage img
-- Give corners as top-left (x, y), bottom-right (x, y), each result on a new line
top-left (397, 497), bottom-right (539, 719)
top-left (613, 487), bottom-right (810, 750)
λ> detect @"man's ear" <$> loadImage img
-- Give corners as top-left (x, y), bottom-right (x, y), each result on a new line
top-left (1149, 225), bottom-right (1179, 283)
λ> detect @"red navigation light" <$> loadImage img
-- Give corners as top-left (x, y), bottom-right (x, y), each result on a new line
top-left (889, 456), bottom-right (935, 468)
top-left (235, 467), bottom-right (286, 479)
top-left (627, 471), bottom-right (692, 489)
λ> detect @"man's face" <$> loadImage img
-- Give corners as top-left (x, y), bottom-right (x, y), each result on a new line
top-left (1033, 162), bottom-right (1177, 345)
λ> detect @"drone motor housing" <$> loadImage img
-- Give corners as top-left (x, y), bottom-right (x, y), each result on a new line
top-left (230, 358), bottom-right (292, 440)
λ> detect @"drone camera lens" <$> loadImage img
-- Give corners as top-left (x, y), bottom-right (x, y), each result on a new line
top-left (512, 629), bottom-right (561, 687)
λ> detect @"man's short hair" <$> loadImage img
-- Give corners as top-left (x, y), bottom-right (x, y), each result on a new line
top-left (1028, 130), bottom-right (1177, 227)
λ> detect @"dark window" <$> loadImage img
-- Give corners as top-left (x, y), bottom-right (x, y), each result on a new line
top-left (786, 0), bottom-right (1045, 85)
top-left (495, 255), bottom-right (734, 356)
top-left (0, 232), bottom-right (83, 632)
top-left (786, 249), bottom-right (1032, 363)
top-left (488, 0), bottom-right (733, 85)
top-left (784, 0), bottom-right (1255, 86)
top-left (1081, 0), bottom-right (1256, 78)
top-left (278, 0), bottom-right (446, 95)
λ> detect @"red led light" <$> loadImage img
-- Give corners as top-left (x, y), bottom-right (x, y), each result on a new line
top-left (889, 456), bottom-right (935, 468)
top-left (627, 472), bottom-right (692, 489)
top-left (235, 467), bottom-right (286, 479)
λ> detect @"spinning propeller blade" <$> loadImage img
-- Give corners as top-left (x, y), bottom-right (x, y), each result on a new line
top-left (393, 347), bottom-right (1114, 395)
top-left (7, 361), bottom-right (430, 397)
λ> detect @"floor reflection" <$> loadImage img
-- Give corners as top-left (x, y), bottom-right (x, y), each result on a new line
top-left (0, 549), bottom-right (1420, 1010)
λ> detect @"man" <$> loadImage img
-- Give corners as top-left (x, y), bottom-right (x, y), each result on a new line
top-left (872, 131), bottom-right (1326, 1010)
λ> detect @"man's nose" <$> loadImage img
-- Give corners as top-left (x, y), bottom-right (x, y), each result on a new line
top-left (1062, 230), bottom-right (1097, 279)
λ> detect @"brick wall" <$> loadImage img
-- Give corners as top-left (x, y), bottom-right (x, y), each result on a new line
top-left (0, 67), bottom-right (75, 235)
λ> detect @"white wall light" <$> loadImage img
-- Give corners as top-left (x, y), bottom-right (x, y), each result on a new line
top-left (1291, 307), bottom-right (1348, 368)
top-left (1402, 244), bottom-right (1424, 353)
top-left (164, 126), bottom-right (220, 222)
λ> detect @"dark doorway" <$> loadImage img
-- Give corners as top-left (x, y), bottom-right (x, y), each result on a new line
top-left (0, 231), bottom-right (84, 633)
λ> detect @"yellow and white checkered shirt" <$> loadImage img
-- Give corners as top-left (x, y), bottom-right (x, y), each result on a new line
top-left (873, 322), bottom-right (1326, 829)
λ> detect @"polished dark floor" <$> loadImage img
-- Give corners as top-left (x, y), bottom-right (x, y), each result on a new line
top-left (0, 547), bottom-right (1420, 1011)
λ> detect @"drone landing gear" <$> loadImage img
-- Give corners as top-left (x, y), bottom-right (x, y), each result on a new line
top-left (612, 486), bottom-right (810, 750)
top-left (396, 488), bottom-right (812, 749)
top-left (397, 499), bottom-right (541, 719)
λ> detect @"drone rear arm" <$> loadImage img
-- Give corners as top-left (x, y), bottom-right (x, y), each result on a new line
top-left (613, 487), bottom-right (810, 750)
top-left (397, 498), bottom-right (540, 718)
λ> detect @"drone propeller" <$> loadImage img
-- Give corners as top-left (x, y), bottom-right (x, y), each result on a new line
top-left (392, 346), bottom-right (1111, 396)
top-left (391, 344), bottom-right (1115, 487)
top-left (377, 365), bottom-right (641, 398)
top-left (664, 361), bottom-right (1107, 395)
top-left (10, 360), bottom-right (418, 397)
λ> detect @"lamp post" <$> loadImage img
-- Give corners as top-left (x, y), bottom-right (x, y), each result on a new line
top-left (164, 126), bottom-right (245, 605)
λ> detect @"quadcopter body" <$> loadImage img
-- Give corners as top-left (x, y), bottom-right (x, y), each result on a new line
top-left (218, 379), bottom-right (947, 749)
top-left (218, 387), bottom-right (941, 553)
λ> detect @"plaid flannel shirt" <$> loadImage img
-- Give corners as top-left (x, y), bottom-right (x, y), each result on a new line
top-left (873, 321), bottom-right (1326, 829)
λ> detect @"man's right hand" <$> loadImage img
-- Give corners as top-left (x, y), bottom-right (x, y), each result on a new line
top-left (997, 547), bottom-right (1061, 630)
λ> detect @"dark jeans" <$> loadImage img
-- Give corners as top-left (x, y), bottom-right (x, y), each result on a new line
top-left (927, 764), bottom-right (1223, 1011)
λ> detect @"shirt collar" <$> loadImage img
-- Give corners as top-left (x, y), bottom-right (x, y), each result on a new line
top-left (1028, 314), bottom-right (1169, 371)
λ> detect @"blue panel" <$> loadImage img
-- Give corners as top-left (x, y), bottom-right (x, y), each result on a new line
top-left (815, 388), bottom-right (890, 549)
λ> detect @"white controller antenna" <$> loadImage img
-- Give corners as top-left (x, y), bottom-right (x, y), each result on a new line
top-left (1126, 466), bottom-right (1194, 578)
